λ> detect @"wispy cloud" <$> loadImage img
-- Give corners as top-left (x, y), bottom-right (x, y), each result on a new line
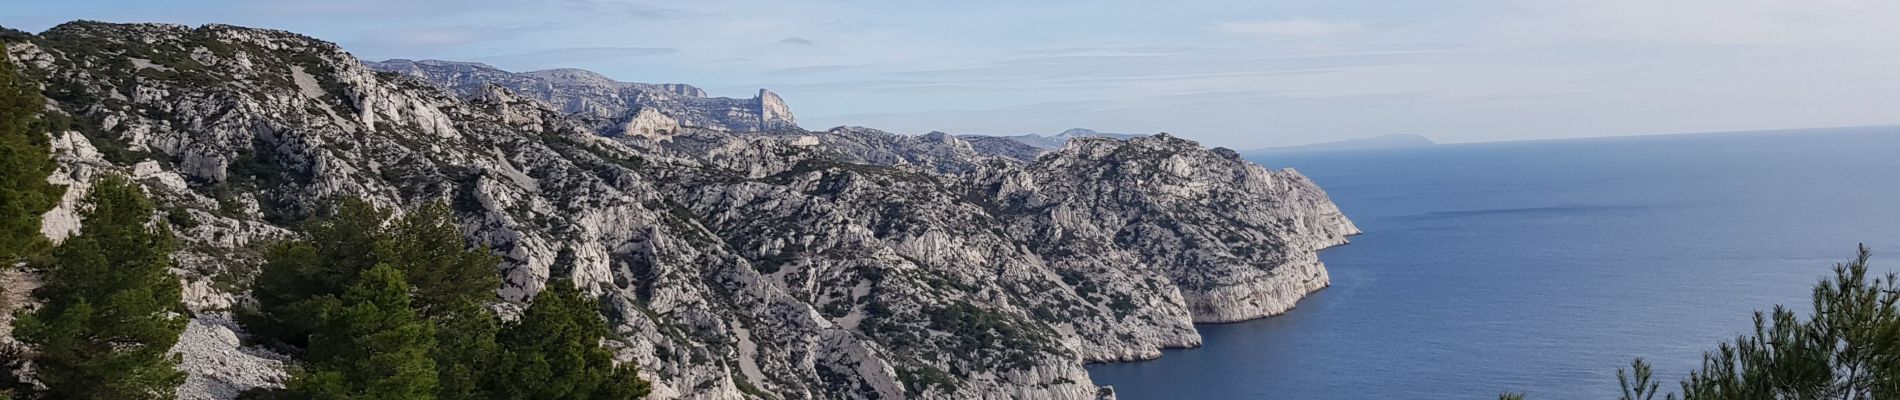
top-left (778, 37), bottom-right (815, 46)
top-left (238, 0), bottom-right (493, 18)
top-left (764, 64), bottom-right (865, 76)
top-left (1012, 45), bottom-right (1204, 56)
top-left (554, 0), bottom-right (703, 20)
top-left (350, 24), bottom-right (554, 53)
top-left (1214, 19), bottom-right (1363, 36)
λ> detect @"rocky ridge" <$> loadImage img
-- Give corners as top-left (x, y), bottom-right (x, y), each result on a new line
top-left (960, 128), bottom-right (1143, 151)
top-left (2, 21), bottom-right (1357, 400)
top-left (367, 59), bottom-right (796, 139)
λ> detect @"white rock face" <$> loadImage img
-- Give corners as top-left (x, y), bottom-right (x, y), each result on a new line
top-left (621, 108), bottom-right (682, 138)
top-left (170, 319), bottom-right (291, 400)
top-left (8, 22), bottom-right (1355, 400)
top-left (366, 59), bottom-right (797, 135)
top-left (756, 89), bottom-right (792, 128)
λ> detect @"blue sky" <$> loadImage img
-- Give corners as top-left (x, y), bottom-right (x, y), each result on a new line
top-left (6, 0), bottom-right (1898, 148)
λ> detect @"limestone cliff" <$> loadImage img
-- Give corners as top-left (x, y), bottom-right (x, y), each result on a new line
top-left (3, 21), bottom-right (1355, 400)
top-left (367, 59), bottom-right (797, 138)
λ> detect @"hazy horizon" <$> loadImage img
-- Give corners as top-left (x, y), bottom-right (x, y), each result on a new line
top-left (10, 1), bottom-right (1899, 148)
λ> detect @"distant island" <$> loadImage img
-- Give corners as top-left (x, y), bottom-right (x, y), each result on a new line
top-left (1258, 133), bottom-right (1436, 152)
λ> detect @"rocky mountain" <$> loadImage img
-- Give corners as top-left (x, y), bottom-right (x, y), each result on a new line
top-left (961, 128), bottom-right (1143, 150)
top-left (366, 59), bottom-right (796, 138)
top-left (1, 21), bottom-right (1356, 400)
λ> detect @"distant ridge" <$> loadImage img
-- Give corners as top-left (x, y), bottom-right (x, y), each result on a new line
top-left (366, 58), bottom-right (794, 137)
top-left (957, 128), bottom-right (1143, 150)
top-left (1259, 134), bottom-right (1436, 152)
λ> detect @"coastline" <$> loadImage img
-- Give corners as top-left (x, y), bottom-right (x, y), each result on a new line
top-left (1082, 233), bottom-right (1360, 367)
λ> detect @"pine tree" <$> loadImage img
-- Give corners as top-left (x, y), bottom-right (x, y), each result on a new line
top-left (0, 41), bottom-right (62, 263)
top-left (242, 198), bottom-right (653, 400)
top-left (490, 281), bottom-right (650, 400)
top-left (247, 200), bottom-right (501, 342)
top-left (381, 202), bottom-right (500, 317)
top-left (12, 175), bottom-right (187, 400)
top-left (243, 198), bottom-right (509, 399)
top-left (245, 198), bottom-right (391, 348)
top-left (378, 202), bottom-right (505, 399)
top-left (279, 264), bottom-right (438, 400)
top-left (430, 303), bottom-right (500, 400)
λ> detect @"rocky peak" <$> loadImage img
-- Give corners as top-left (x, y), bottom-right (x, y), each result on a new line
top-left (756, 88), bottom-right (791, 126)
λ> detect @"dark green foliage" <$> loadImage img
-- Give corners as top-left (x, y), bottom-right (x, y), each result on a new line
top-left (247, 200), bottom-right (502, 343)
top-left (489, 281), bottom-right (651, 400)
top-left (430, 305), bottom-right (500, 400)
top-left (0, 45), bottom-right (62, 263)
top-left (241, 198), bottom-right (646, 400)
top-left (243, 198), bottom-right (509, 399)
top-left (375, 202), bottom-right (508, 400)
top-left (278, 264), bottom-right (438, 400)
top-left (245, 199), bottom-right (392, 348)
top-left (12, 175), bottom-right (187, 399)
top-left (383, 203), bottom-right (501, 318)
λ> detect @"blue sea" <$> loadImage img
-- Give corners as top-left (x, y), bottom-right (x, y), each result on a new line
top-left (1085, 126), bottom-right (1900, 399)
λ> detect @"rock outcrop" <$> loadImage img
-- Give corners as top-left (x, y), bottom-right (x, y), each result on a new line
top-left (366, 59), bottom-right (797, 138)
top-left (4, 21), bottom-right (1356, 400)
top-left (960, 128), bottom-right (1143, 151)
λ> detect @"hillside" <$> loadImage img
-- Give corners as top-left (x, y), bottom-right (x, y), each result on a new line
top-left (0, 21), bottom-right (1356, 400)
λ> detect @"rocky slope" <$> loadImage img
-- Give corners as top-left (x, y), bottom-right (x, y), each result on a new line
top-left (960, 128), bottom-right (1142, 151)
top-left (367, 59), bottom-right (796, 139)
top-left (2, 21), bottom-right (1357, 400)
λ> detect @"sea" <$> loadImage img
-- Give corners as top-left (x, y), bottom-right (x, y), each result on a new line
top-left (1084, 126), bottom-right (1900, 399)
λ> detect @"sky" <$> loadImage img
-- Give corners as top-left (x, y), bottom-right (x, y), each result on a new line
top-left (6, 0), bottom-right (1899, 148)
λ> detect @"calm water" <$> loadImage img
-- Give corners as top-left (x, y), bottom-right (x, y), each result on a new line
top-left (1086, 126), bottom-right (1900, 399)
